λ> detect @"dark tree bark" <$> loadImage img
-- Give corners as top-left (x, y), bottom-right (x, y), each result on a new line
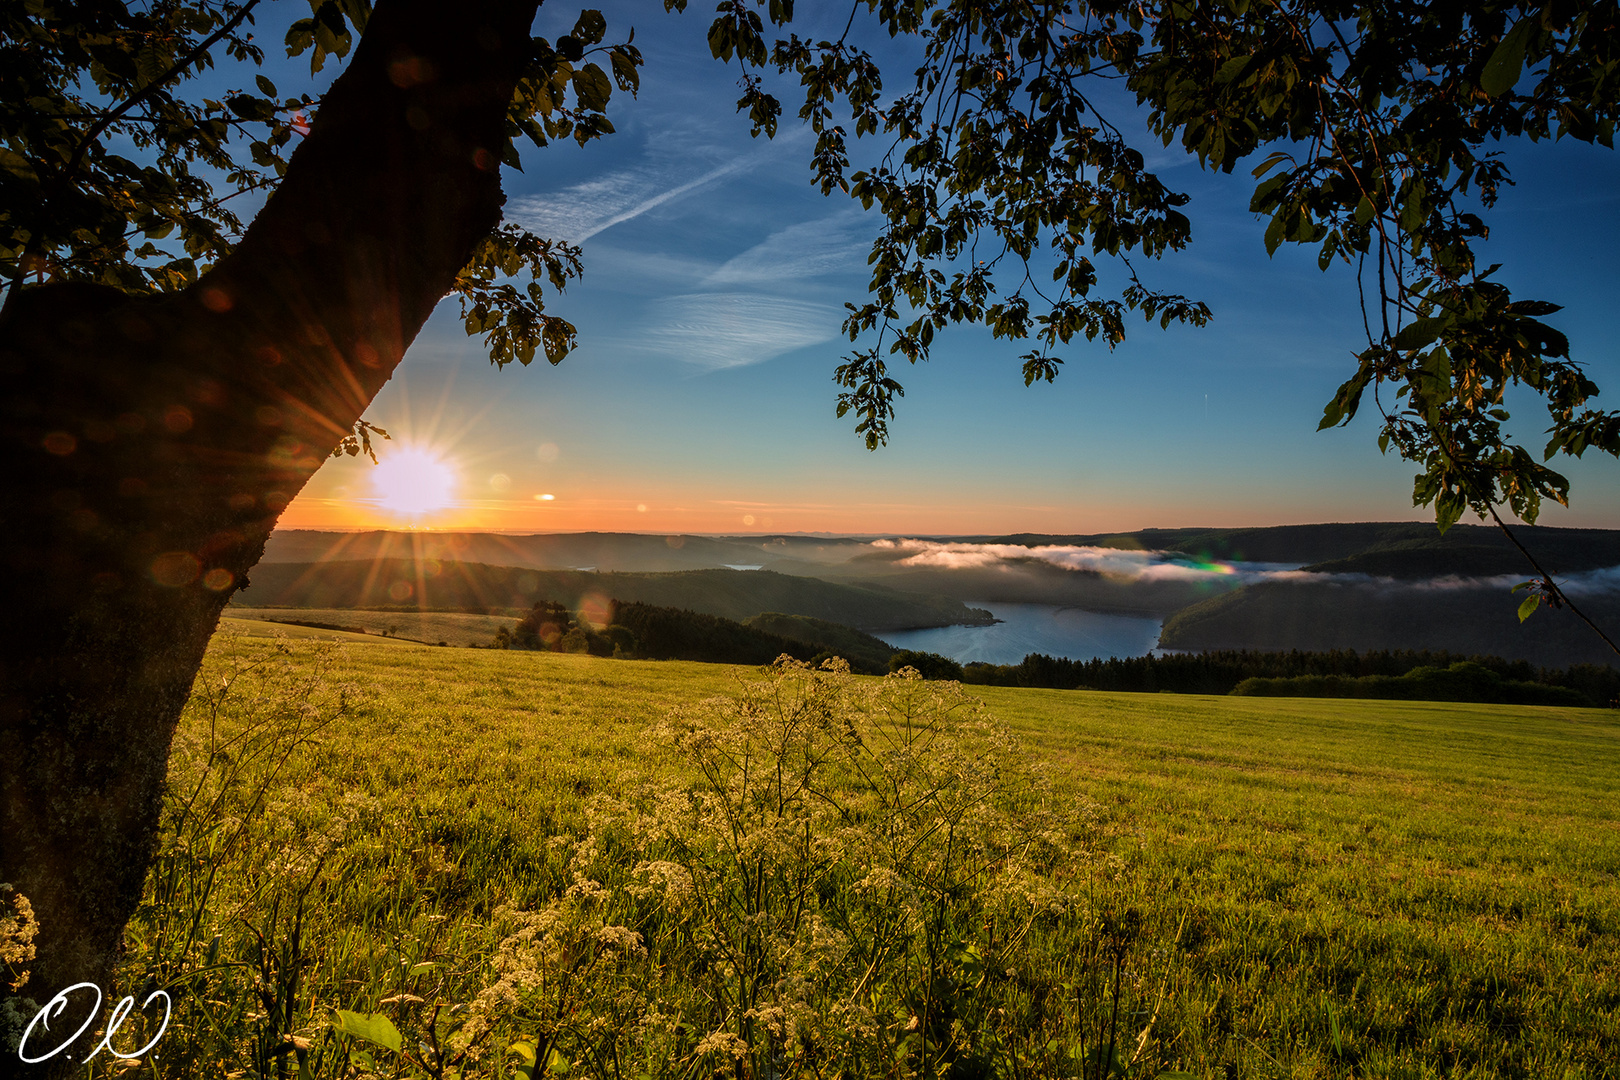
top-left (0, 0), bottom-right (540, 1066)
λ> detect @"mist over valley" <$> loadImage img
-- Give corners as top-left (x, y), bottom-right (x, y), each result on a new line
top-left (241, 521), bottom-right (1620, 669)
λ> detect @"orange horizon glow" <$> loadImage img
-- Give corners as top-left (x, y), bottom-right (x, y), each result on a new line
top-left (279, 428), bottom-right (1605, 537)
top-left (275, 489), bottom-right (1450, 537)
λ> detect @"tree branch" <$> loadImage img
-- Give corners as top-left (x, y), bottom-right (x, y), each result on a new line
top-left (56, 0), bottom-right (264, 188)
top-left (1487, 504), bottom-right (1620, 659)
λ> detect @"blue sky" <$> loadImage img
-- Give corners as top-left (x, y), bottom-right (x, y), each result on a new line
top-left (282, 3), bottom-right (1620, 535)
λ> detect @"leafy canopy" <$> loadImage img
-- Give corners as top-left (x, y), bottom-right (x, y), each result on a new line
top-left (1, 0), bottom-right (641, 366)
top-left (4, 0), bottom-right (1618, 532)
top-left (685, 0), bottom-right (1620, 533)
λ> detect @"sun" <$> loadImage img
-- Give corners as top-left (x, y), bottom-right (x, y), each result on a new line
top-left (371, 447), bottom-right (456, 516)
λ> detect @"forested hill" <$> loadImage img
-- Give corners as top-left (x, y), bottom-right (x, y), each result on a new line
top-left (257, 530), bottom-right (869, 572)
top-left (1160, 580), bottom-right (1620, 669)
top-left (962, 522), bottom-right (1620, 574)
top-left (259, 524), bottom-right (1620, 582)
top-left (231, 561), bottom-right (991, 632)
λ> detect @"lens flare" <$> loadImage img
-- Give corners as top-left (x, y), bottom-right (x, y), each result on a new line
top-left (371, 448), bottom-right (455, 516)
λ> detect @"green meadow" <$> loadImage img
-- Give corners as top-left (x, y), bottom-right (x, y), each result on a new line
top-left (108, 632), bottom-right (1620, 1080)
top-left (225, 609), bottom-right (520, 647)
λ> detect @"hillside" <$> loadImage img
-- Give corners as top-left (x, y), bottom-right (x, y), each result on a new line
top-left (227, 607), bottom-right (517, 646)
top-left (806, 558), bottom-right (1239, 615)
top-left (963, 522), bottom-right (1620, 570)
top-left (1160, 580), bottom-right (1620, 668)
top-left (258, 530), bottom-right (871, 572)
top-left (231, 560), bottom-right (991, 631)
top-left (742, 612), bottom-right (899, 673)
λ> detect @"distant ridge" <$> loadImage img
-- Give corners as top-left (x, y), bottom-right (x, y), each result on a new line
top-left (232, 560), bottom-right (992, 632)
top-left (259, 530), bottom-right (871, 573)
top-left (953, 522), bottom-right (1620, 572)
top-left (261, 523), bottom-right (1620, 578)
top-left (1160, 581), bottom-right (1620, 668)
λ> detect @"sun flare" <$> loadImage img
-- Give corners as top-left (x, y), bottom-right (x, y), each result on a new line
top-left (371, 447), bottom-right (456, 516)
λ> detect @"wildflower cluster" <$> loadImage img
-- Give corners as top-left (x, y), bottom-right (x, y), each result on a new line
top-left (106, 646), bottom-right (1175, 1080)
top-left (475, 659), bottom-right (1103, 1080)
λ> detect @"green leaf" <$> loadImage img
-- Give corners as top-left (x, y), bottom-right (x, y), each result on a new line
top-left (1263, 210), bottom-right (1287, 255)
top-left (1214, 55), bottom-right (1251, 85)
top-left (1517, 593), bottom-right (1541, 622)
top-left (0, 147), bottom-right (39, 182)
top-left (572, 64), bottom-right (612, 112)
top-left (609, 48), bottom-right (640, 93)
top-left (1482, 17), bottom-right (1535, 98)
top-left (1435, 492), bottom-right (1465, 533)
top-left (1251, 150), bottom-right (1290, 178)
top-left (1084, 1044), bottom-right (1126, 1078)
top-left (510, 1040), bottom-right (539, 1080)
top-left (332, 1010), bottom-right (402, 1053)
top-left (572, 9), bottom-right (607, 45)
top-left (1318, 368), bottom-right (1371, 429)
top-left (1249, 173), bottom-right (1287, 212)
top-left (1390, 317), bottom-right (1444, 352)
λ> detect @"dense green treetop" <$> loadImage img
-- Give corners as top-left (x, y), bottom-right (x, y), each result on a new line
top-left (1, 0), bottom-right (638, 372)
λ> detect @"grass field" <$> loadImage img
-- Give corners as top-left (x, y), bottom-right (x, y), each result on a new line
top-left (109, 633), bottom-right (1620, 1079)
top-left (223, 607), bottom-right (519, 646)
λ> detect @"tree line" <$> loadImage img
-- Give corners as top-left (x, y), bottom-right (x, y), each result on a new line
top-left (959, 649), bottom-right (1620, 708)
top-left (491, 602), bottom-right (1619, 708)
top-left (489, 600), bottom-right (895, 675)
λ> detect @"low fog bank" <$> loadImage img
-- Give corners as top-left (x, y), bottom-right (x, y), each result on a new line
top-left (798, 539), bottom-right (1620, 617)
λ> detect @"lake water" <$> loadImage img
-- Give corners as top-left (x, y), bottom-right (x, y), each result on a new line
top-left (878, 603), bottom-right (1164, 666)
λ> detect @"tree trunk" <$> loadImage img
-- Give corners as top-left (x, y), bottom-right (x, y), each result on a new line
top-left (0, 0), bottom-right (539, 1068)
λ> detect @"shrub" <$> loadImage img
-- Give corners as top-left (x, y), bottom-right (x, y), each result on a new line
top-left (888, 649), bottom-right (965, 681)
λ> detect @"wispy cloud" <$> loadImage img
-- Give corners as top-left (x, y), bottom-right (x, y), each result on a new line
top-left (506, 156), bottom-right (757, 246)
top-left (645, 293), bottom-right (841, 371)
top-left (504, 131), bottom-right (857, 373)
top-left (504, 125), bottom-right (813, 248)
top-left (705, 215), bottom-right (869, 286)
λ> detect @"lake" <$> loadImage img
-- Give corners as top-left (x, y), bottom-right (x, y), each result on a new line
top-left (878, 602), bottom-right (1165, 666)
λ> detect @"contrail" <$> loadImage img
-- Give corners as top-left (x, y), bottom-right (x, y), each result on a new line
top-left (572, 158), bottom-right (753, 244)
